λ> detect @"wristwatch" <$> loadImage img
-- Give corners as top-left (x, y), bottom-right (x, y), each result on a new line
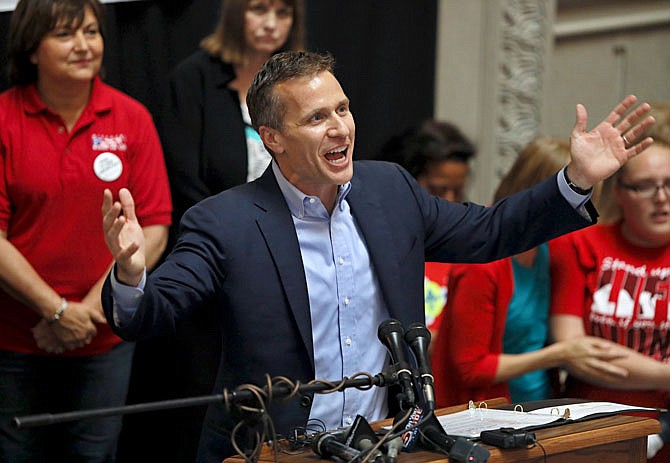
top-left (563, 168), bottom-right (592, 195)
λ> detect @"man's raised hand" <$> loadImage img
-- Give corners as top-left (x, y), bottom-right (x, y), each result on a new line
top-left (567, 95), bottom-right (655, 189)
top-left (102, 188), bottom-right (145, 286)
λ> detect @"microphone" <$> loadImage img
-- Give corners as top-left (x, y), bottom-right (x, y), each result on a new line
top-left (404, 322), bottom-right (436, 411)
top-left (384, 436), bottom-right (403, 463)
top-left (312, 431), bottom-right (362, 462)
top-left (394, 405), bottom-right (489, 463)
top-left (377, 319), bottom-right (416, 408)
top-left (420, 419), bottom-right (490, 463)
top-left (356, 438), bottom-right (384, 463)
top-left (345, 415), bottom-right (384, 463)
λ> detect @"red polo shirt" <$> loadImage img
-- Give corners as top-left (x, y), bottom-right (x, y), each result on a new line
top-left (0, 77), bottom-right (172, 356)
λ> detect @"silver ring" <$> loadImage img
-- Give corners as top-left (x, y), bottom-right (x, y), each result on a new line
top-left (622, 134), bottom-right (630, 145)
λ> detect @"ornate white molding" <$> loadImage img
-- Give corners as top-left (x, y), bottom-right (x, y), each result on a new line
top-left (495, 0), bottom-right (549, 178)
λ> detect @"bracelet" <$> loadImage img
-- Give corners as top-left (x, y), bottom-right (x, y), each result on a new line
top-left (563, 168), bottom-right (592, 195)
top-left (47, 298), bottom-right (68, 325)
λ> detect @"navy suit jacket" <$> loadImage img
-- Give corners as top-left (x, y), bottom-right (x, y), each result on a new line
top-left (102, 160), bottom-right (594, 462)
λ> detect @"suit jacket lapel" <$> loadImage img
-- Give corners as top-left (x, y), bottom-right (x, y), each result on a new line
top-left (347, 173), bottom-right (405, 320)
top-left (253, 168), bottom-right (315, 370)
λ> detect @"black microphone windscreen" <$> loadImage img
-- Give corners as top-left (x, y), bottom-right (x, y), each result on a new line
top-left (377, 319), bottom-right (416, 408)
top-left (404, 322), bottom-right (431, 345)
top-left (312, 432), bottom-right (361, 462)
top-left (377, 319), bottom-right (404, 340)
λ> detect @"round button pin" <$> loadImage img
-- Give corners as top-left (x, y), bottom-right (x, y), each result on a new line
top-left (93, 152), bottom-right (123, 182)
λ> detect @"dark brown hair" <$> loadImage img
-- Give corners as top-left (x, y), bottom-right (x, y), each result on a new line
top-left (201, 0), bottom-right (305, 66)
top-left (8, 0), bottom-right (105, 85)
top-left (377, 120), bottom-right (476, 179)
top-left (247, 51), bottom-right (335, 132)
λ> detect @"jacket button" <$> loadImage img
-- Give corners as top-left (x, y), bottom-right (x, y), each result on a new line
top-left (300, 395), bottom-right (312, 407)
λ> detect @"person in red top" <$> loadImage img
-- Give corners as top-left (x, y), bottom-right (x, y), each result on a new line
top-left (377, 119), bottom-right (476, 338)
top-left (431, 137), bottom-right (621, 407)
top-left (550, 104), bottom-right (670, 462)
top-left (0, 0), bottom-right (171, 461)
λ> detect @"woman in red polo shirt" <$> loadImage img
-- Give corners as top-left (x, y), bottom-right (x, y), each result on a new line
top-left (0, 0), bottom-right (172, 461)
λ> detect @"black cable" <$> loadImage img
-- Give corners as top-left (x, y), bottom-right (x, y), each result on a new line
top-left (221, 372), bottom-right (394, 463)
top-left (532, 439), bottom-right (547, 463)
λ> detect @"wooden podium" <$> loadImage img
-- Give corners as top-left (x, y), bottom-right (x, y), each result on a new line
top-left (225, 398), bottom-right (660, 463)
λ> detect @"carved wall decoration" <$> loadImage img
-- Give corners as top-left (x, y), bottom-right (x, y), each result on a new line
top-left (496, 0), bottom-right (548, 178)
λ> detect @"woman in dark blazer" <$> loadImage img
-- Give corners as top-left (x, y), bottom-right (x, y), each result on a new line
top-left (164, 0), bottom-right (305, 225)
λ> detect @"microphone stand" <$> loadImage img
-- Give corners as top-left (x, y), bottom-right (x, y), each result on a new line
top-left (13, 371), bottom-right (398, 429)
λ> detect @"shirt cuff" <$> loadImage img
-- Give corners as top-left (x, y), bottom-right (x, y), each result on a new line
top-left (557, 167), bottom-right (593, 220)
top-left (110, 265), bottom-right (146, 326)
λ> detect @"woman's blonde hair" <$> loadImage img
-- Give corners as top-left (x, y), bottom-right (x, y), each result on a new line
top-left (494, 136), bottom-right (603, 207)
top-left (200, 0), bottom-right (305, 66)
top-left (494, 136), bottom-right (573, 202)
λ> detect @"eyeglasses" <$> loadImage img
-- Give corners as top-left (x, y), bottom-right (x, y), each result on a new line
top-left (618, 180), bottom-right (670, 198)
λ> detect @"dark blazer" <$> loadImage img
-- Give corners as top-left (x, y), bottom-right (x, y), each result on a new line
top-left (161, 49), bottom-right (248, 230)
top-left (102, 160), bottom-right (594, 462)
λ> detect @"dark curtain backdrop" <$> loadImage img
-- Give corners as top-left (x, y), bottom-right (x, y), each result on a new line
top-left (0, 0), bottom-right (436, 159)
top-left (0, 2), bottom-right (436, 461)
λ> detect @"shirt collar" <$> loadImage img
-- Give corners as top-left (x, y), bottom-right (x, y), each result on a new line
top-left (22, 76), bottom-right (110, 116)
top-left (271, 161), bottom-right (352, 219)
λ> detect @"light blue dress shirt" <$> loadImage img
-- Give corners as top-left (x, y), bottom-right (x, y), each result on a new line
top-left (271, 162), bottom-right (390, 429)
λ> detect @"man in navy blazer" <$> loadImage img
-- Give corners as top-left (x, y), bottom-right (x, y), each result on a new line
top-left (101, 51), bottom-right (654, 462)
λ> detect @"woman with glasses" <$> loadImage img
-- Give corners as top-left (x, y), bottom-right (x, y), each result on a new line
top-left (550, 103), bottom-right (670, 462)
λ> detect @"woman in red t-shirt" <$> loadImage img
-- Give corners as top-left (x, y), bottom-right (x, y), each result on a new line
top-left (550, 103), bottom-right (670, 461)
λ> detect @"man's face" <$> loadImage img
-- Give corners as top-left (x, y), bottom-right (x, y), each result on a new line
top-left (261, 71), bottom-right (355, 209)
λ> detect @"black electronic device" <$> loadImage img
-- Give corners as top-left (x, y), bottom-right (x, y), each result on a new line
top-left (479, 427), bottom-right (536, 449)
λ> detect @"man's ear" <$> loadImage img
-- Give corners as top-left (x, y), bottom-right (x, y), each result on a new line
top-left (259, 126), bottom-right (285, 155)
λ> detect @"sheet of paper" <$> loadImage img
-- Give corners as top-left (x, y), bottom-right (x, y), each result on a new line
top-left (438, 408), bottom-right (559, 438)
top-left (437, 401), bottom-right (659, 438)
top-left (528, 401), bottom-right (658, 421)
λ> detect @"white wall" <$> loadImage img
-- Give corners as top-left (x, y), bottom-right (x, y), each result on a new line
top-left (436, 0), bottom-right (670, 204)
top-left (542, 0), bottom-right (670, 138)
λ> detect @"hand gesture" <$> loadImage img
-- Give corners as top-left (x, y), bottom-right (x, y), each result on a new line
top-left (50, 299), bottom-right (104, 349)
top-left (561, 336), bottom-right (628, 380)
top-left (567, 95), bottom-right (655, 188)
top-left (102, 188), bottom-right (145, 286)
top-left (31, 319), bottom-right (66, 354)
